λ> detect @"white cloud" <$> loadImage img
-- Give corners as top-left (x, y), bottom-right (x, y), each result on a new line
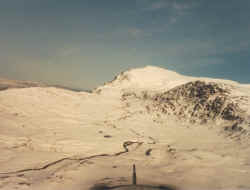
top-left (137, 0), bottom-right (199, 25)
top-left (172, 2), bottom-right (192, 11)
top-left (145, 1), bottom-right (169, 11)
top-left (136, 0), bottom-right (168, 11)
top-left (138, 0), bottom-right (197, 12)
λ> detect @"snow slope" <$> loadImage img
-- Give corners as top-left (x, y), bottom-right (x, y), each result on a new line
top-left (1, 66), bottom-right (250, 190)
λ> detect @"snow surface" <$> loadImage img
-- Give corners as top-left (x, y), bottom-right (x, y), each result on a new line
top-left (0, 66), bottom-right (250, 190)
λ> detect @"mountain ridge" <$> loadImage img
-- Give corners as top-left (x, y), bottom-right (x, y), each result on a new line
top-left (94, 66), bottom-right (244, 95)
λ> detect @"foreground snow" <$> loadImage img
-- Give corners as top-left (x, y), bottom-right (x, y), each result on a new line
top-left (0, 66), bottom-right (250, 190)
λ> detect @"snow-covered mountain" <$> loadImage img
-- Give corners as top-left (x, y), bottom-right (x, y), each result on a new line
top-left (96, 66), bottom-right (250, 132)
top-left (1, 66), bottom-right (250, 190)
top-left (94, 66), bottom-right (242, 94)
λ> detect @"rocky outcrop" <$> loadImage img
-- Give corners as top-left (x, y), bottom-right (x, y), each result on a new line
top-left (121, 81), bottom-right (248, 125)
top-left (151, 81), bottom-right (246, 124)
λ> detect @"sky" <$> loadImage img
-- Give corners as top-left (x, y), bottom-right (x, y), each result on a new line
top-left (0, 0), bottom-right (250, 90)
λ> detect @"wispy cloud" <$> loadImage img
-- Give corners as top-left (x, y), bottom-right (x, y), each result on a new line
top-left (136, 0), bottom-right (168, 11)
top-left (112, 27), bottom-right (151, 39)
top-left (137, 0), bottom-right (199, 25)
top-left (170, 1), bottom-right (198, 23)
top-left (138, 0), bottom-right (197, 12)
top-left (172, 1), bottom-right (193, 11)
top-left (143, 0), bottom-right (170, 11)
top-left (157, 38), bottom-right (250, 64)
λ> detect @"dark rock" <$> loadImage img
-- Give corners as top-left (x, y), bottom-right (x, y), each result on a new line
top-left (104, 135), bottom-right (112, 138)
top-left (145, 148), bottom-right (153, 156)
top-left (149, 81), bottom-right (244, 124)
top-left (224, 123), bottom-right (244, 132)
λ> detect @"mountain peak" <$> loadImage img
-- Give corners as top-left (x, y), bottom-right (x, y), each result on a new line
top-left (94, 66), bottom-right (190, 94)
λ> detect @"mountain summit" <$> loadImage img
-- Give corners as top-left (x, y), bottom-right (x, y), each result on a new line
top-left (94, 66), bottom-right (190, 94)
top-left (94, 66), bottom-right (240, 95)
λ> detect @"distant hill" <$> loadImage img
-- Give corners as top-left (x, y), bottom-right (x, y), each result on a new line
top-left (0, 78), bottom-right (47, 90)
top-left (0, 78), bottom-right (91, 93)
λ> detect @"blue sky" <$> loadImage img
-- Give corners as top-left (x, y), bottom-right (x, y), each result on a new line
top-left (0, 0), bottom-right (250, 89)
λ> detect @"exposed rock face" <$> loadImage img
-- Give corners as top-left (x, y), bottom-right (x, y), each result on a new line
top-left (121, 81), bottom-right (248, 126)
top-left (151, 81), bottom-right (246, 124)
